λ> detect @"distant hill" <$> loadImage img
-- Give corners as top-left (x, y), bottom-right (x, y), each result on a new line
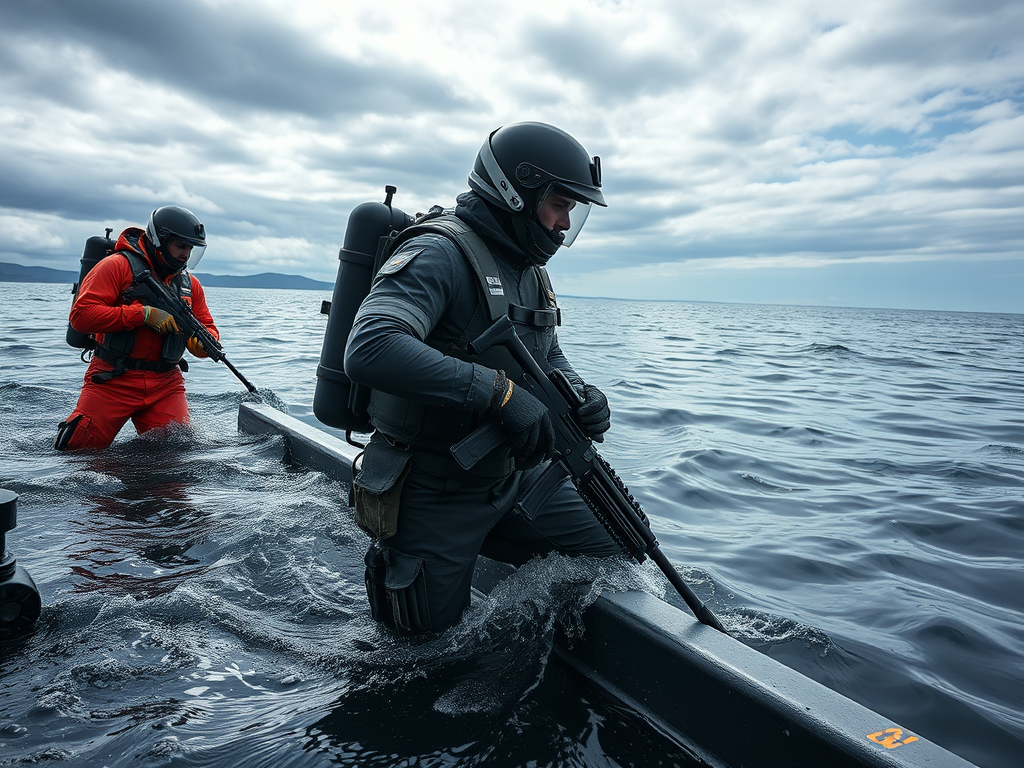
top-left (0, 262), bottom-right (78, 284)
top-left (0, 261), bottom-right (332, 291)
top-left (193, 272), bottom-right (333, 291)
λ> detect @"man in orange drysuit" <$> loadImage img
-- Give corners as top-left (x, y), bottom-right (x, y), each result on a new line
top-left (55, 205), bottom-right (219, 451)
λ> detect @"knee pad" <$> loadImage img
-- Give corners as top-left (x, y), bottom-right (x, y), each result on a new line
top-left (364, 544), bottom-right (432, 635)
top-left (54, 414), bottom-right (85, 451)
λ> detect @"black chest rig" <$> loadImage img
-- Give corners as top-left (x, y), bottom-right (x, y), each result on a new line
top-left (367, 212), bottom-right (561, 464)
top-left (91, 252), bottom-right (191, 383)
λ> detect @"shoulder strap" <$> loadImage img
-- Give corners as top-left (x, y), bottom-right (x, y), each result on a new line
top-left (120, 250), bottom-right (149, 278)
top-left (394, 214), bottom-right (509, 322)
top-left (117, 251), bottom-right (154, 303)
top-left (536, 267), bottom-right (556, 306)
top-left (507, 266), bottom-right (561, 327)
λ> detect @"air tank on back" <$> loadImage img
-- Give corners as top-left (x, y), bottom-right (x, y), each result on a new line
top-left (66, 228), bottom-right (115, 349)
top-left (314, 186), bottom-right (412, 434)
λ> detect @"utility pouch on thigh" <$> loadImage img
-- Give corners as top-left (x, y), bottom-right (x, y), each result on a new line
top-left (351, 438), bottom-right (412, 540)
top-left (383, 549), bottom-right (431, 635)
top-left (363, 543), bottom-right (432, 634)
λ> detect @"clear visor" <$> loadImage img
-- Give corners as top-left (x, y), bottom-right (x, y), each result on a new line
top-left (164, 236), bottom-right (206, 270)
top-left (537, 186), bottom-right (593, 247)
top-left (187, 246), bottom-right (206, 270)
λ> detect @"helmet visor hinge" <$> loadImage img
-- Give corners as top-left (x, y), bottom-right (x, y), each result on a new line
top-left (480, 139), bottom-right (524, 212)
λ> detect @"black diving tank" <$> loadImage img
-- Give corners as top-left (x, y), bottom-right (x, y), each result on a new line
top-left (66, 228), bottom-right (116, 349)
top-left (314, 186), bottom-right (412, 433)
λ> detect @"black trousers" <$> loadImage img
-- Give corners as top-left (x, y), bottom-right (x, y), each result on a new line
top-left (365, 459), bottom-right (621, 634)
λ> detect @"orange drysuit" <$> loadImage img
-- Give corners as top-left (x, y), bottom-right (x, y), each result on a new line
top-left (56, 227), bottom-right (219, 450)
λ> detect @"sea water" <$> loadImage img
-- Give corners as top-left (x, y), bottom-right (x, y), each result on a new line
top-left (1, 282), bottom-right (1021, 767)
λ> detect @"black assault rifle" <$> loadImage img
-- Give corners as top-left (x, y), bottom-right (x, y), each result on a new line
top-left (451, 316), bottom-right (728, 634)
top-left (138, 271), bottom-right (258, 394)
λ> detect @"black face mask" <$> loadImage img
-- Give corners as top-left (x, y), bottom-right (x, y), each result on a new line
top-left (464, 194), bottom-right (560, 266)
top-left (155, 252), bottom-right (186, 280)
top-left (509, 216), bottom-right (562, 266)
top-left (148, 239), bottom-right (187, 280)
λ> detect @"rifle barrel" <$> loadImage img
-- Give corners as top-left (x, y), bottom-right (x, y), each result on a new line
top-left (222, 356), bottom-right (258, 393)
top-left (140, 272), bottom-right (258, 394)
top-left (465, 316), bottom-right (729, 634)
top-left (584, 458), bottom-right (729, 634)
top-left (651, 548), bottom-right (729, 633)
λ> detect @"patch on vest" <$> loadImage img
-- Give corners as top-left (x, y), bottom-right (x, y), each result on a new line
top-left (486, 275), bottom-right (504, 296)
top-left (380, 247), bottom-right (423, 276)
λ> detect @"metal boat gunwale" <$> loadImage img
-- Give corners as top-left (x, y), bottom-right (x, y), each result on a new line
top-left (238, 401), bottom-right (978, 768)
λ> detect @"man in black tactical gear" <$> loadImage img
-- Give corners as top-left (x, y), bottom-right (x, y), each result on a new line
top-left (345, 122), bottom-right (618, 634)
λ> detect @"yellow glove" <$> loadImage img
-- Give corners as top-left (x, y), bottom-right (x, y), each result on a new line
top-left (186, 336), bottom-right (206, 357)
top-left (142, 306), bottom-right (179, 334)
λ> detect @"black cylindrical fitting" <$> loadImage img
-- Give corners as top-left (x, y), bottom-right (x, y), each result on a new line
top-left (0, 489), bottom-right (16, 579)
top-left (0, 488), bottom-right (42, 640)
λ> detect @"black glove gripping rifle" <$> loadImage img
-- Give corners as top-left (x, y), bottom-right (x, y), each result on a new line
top-left (138, 271), bottom-right (258, 394)
top-left (451, 316), bottom-right (728, 634)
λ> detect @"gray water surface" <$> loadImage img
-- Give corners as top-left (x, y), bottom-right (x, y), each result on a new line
top-left (2, 283), bottom-right (1021, 767)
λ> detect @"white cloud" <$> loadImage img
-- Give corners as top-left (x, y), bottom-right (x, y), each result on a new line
top-left (206, 236), bottom-right (329, 277)
top-left (0, 213), bottom-right (69, 251)
top-left (110, 184), bottom-right (224, 214)
top-left (0, 0), bottom-right (1021, 311)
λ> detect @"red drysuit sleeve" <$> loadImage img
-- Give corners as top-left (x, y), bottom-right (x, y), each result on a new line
top-left (68, 255), bottom-right (146, 334)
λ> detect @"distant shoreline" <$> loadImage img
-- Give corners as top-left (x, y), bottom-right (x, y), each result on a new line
top-left (3, 260), bottom-right (1018, 317)
top-left (0, 261), bottom-right (333, 291)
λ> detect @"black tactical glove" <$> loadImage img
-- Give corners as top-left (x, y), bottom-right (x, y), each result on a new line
top-left (576, 384), bottom-right (610, 442)
top-left (492, 372), bottom-right (555, 469)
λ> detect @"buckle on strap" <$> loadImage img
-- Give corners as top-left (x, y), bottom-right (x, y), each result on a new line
top-left (507, 304), bottom-right (561, 327)
top-left (92, 345), bottom-right (181, 376)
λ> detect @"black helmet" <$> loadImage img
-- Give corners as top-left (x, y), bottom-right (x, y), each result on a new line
top-left (145, 205), bottom-right (207, 274)
top-left (468, 122), bottom-right (606, 262)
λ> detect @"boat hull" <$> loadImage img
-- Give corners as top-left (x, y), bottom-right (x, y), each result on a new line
top-left (238, 401), bottom-right (977, 768)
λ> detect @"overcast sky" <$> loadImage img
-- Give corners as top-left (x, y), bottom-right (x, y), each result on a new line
top-left (1, 0), bottom-right (1022, 313)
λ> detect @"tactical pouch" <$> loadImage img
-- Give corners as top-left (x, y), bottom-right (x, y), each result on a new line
top-left (383, 549), bottom-right (431, 634)
top-left (351, 437), bottom-right (412, 540)
top-left (364, 543), bottom-right (432, 634)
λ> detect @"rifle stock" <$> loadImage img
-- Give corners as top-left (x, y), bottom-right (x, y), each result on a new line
top-left (138, 271), bottom-right (258, 393)
top-left (453, 316), bottom-right (728, 633)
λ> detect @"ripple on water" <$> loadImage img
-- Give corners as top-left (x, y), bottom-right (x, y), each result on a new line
top-left (2, 288), bottom-right (1022, 768)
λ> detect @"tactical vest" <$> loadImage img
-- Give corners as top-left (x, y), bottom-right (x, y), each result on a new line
top-left (366, 212), bottom-right (561, 466)
top-left (91, 252), bottom-right (191, 383)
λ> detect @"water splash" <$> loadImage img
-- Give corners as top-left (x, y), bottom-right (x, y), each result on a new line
top-left (728, 606), bottom-right (837, 655)
top-left (242, 387), bottom-right (289, 413)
